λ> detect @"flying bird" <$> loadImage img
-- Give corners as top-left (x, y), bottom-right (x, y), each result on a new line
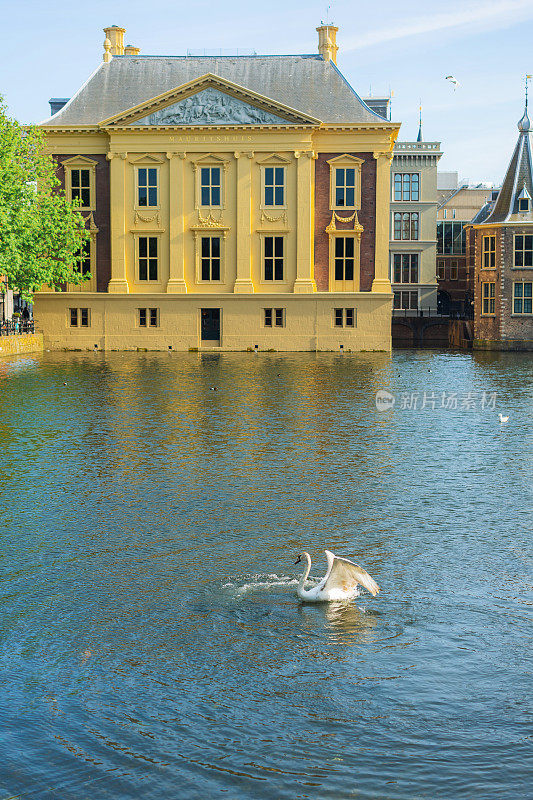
top-left (294, 550), bottom-right (380, 602)
top-left (446, 75), bottom-right (460, 90)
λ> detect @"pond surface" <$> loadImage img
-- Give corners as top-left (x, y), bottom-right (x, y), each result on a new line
top-left (0, 350), bottom-right (531, 800)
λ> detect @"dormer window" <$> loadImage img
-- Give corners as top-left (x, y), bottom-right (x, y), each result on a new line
top-left (518, 186), bottom-right (531, 212)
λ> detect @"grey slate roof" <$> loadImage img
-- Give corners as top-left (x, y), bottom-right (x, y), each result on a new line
top-left (41, 55), bottom-right (387, 127)
top-left (483, 107), bottom-right (533, 224)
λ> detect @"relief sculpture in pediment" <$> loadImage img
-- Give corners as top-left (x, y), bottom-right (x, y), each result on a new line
top-left (137, 88), bottom-right (287, 126)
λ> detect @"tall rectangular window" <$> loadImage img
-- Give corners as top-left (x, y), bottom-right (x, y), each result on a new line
top-left (138, 236), bottom-right (158, 281)
top-left (393, 253), bottom-right (419, 283)
top-left (80, 308), bottom-right (89, 327)
top-left (335, 168), bottom-right (356, 207)
top-left (137, 168), bottom-right (158, 207)
top-left (482, 282), bottom-right (495, 314)
top-left (139, 308), bottom-right (147, 327)
top-left (76, 239), bottom-right (91, 276)
top-left (513, 235), bottom-right (533, 267)
top-left (264, 236), bottom-right (284, 281)
top-left (264, 167), bottom-right (285, 206)
top-left (201, 236), bottom-right (221, 281)
top-left (513, 282), bottom-right (533, 314)
top-left (450, 261), bottom-right (458, 280)
top-left (393, 212), bottom-right (419, 240)
top-left (70, 308), bottom-right (78, 327)
top-left (334, 237), bottom-right (355, 281)
top-left (70, 169), bottom-right (91, 207)
top-left (200, 167), bottom-right (221, 206)
top-left (483, 235), bottom-right (496, 268)
top-left (394, 173), bottom-right (419, 201)
top-left (437, 260), bottom-right (445, 279)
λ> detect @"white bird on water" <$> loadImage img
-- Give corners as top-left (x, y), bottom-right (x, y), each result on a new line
top-left (295, 550), bottom-right (380, 602)
top-left (499, 413), bottom-right (509, 423)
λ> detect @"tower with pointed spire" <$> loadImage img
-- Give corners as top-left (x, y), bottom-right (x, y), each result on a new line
top-left (469, 85), bottom-right (533, 350)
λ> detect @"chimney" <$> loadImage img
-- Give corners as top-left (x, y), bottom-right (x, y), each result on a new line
top-left (49, 98), bottom-right (69, 115)
top-left (316, 24), bottom-right (339, 64)
top-left (103, 25), bottom-right (126, 57)
top-left (124, 45), bottom-right (141, 55)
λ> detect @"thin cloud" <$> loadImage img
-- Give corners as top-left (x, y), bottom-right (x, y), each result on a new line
top-left (343, 0), bottom-right (533, 50)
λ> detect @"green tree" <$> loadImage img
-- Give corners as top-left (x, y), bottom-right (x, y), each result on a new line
top-left (0, 97), bottom-right (90, 300)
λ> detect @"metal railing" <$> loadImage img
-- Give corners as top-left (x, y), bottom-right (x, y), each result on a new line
top-left (0, 320), bottom-right (35, 336)
top-left (392, 307), bottom-right (473, 320)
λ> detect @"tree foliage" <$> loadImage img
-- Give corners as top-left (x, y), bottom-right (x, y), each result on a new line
top-left (0, 97), bottom-right (90, 300)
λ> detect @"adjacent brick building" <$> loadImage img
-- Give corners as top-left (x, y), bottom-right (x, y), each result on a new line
top-left (436, 183), bottom-right (495, 316)
top-left (469, 105), bottom-right (533, 350)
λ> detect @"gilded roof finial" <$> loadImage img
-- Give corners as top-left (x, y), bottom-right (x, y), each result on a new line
top-left (518, 75), bottom-right (531, 132)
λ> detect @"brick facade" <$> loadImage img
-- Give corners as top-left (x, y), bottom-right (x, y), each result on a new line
top-left (314, 153), bottom-right (376, 291)
top-left (472, 224), bottom-right (533, 347)
top-left (54, 155), bottom-right (111, 292)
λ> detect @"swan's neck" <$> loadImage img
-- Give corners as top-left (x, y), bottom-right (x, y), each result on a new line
top-left (298, 553), bottom-right (312, 595)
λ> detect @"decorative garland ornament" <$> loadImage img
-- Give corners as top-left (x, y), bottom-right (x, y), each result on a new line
top-left (325, 211), bottom-right (364, 234)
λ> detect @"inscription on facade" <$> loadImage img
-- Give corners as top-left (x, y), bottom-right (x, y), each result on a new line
top-left (136, 88), bottom-right (288, 126)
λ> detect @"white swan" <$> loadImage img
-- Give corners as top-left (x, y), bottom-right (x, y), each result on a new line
top-left (499, 413), bottom-right (509, 423)
top-left (295, 550), bottom-right (380, 602)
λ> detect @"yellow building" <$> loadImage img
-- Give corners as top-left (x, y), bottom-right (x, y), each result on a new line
top-left (36, 24), bottom-right (400, 351)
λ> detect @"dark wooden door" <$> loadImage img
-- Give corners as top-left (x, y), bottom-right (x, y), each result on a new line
top-left (201, 308), bottom-right (220, 341)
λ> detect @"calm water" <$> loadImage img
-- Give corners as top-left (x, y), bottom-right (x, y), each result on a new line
top-left (0, 350), bottom-right (531, 800)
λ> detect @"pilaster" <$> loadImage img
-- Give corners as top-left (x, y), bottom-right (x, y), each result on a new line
top-left (233, 151), bottom-right (255, 293)
top-left (107, 151), bottom-right (129, 293)
top-left (294, 150), bottom-right (317, 293)
top-left (166, 152), bottom-right (188, 293)
top-left (372, 151), bottom-right (393, 293)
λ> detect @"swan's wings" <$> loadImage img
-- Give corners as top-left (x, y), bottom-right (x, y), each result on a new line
top-left (323, 550), bottom-right (380, 596)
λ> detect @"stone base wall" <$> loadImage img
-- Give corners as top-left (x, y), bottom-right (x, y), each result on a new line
top-left (34, 293), bottom-right (392, 352)
top-left (0, 334), bottom-right (44, 358)
top-left (473, 337), bottom-right (533, 351)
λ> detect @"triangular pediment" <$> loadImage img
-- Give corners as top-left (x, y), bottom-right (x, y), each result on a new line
top-left (100, 74), bottom-right (321, 128)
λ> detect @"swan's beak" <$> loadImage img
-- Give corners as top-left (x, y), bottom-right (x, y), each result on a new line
top-left (294, 555), bottom-right (302, 565)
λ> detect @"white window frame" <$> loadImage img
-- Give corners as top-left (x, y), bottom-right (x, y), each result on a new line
top-left (512, 281), bottom-right (533, 315)
top-left (328, 155), bottom-right (364, 211)
top-left (194, 232), bottom-right (226, 284)
top-left (393, 211), bottom-right (419, 241)
top-left (333, 308), bottom-right (357, 328)
top-left (391, 253), bottom-right (419, 284)
top-left (135, 234), bottom-right (160, 284)
top-left (393, 290), bottom-right (419, 311)
top-left (261, 234), bottom-right (286, 283)
top-left (393, 172), bottom-right (420, 202)
top-left (261, 165), bottom-right (286, 209)
top-left (513, 233), bottom-right (533, 268)
top-left (135, 166), bottom-right (160, 210)
top-left (63, 156), bottom-right (97, 212)
top-left (192, 155), bottom-right (229, 211)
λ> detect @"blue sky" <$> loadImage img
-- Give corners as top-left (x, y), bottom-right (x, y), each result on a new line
top-left (1, 0), bottom-right (531, 182)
